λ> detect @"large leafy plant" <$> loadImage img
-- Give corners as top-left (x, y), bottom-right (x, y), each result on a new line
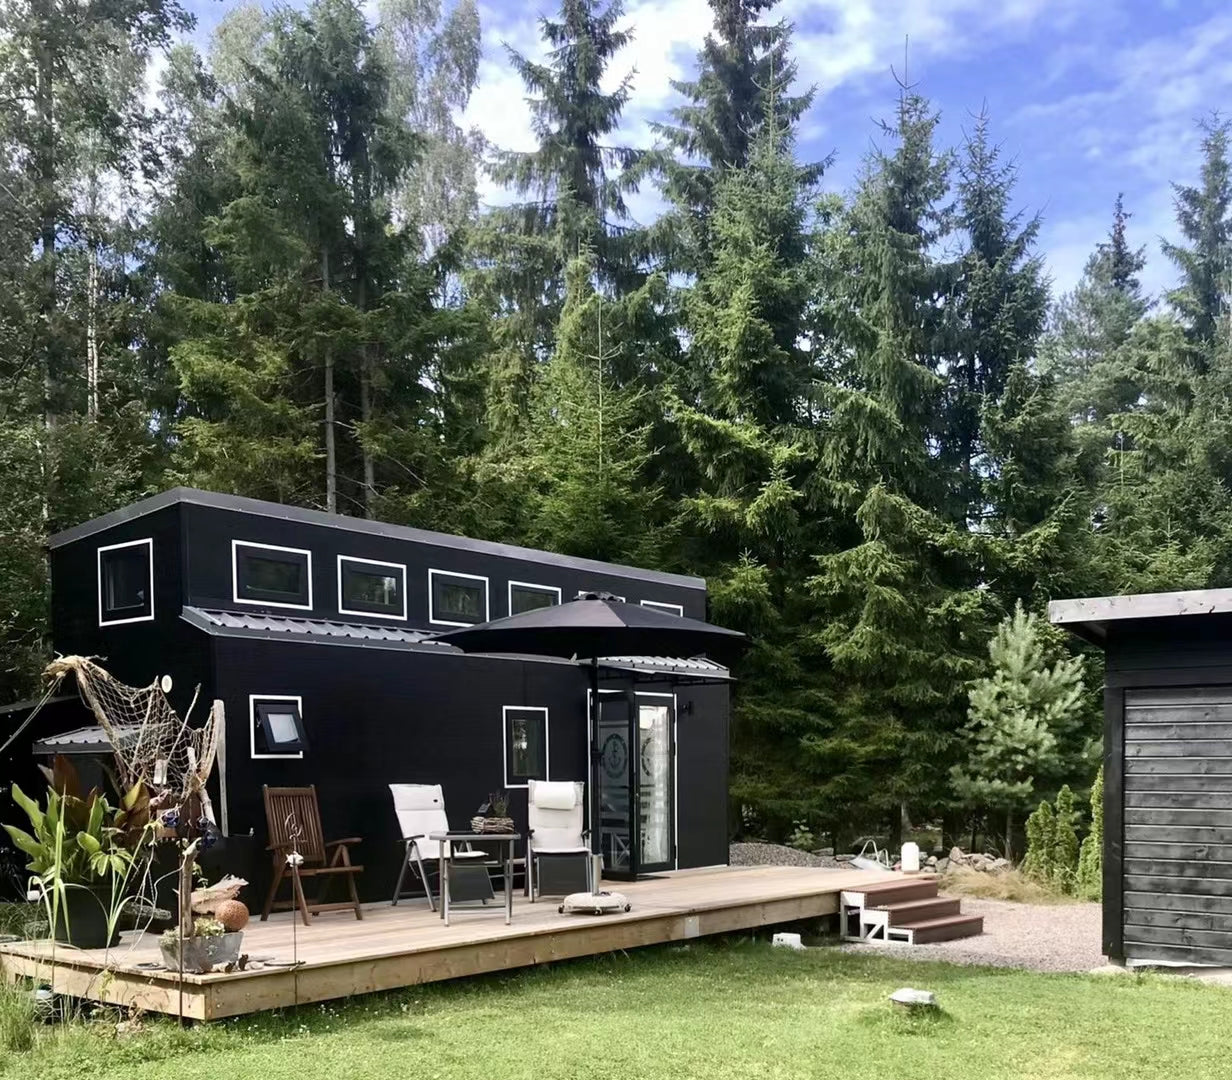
top-left (3, 756), bottom-right (151, 886)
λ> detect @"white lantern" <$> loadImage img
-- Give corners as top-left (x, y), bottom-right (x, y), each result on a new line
top-left (901, 841), bottom-right (921, 873)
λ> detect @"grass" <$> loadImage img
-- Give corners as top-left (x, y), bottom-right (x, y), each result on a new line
top-left (0, 901), bottom-right (48, 940)
top-left (0, 939), bottom-right (1229, 1079)
top-left (939, 867), bottom-right (1083, 904)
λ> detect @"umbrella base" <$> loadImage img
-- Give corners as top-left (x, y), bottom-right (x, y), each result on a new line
top-left (558, 891), bottom-right (632, 916)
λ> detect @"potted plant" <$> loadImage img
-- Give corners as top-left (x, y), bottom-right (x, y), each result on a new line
top-left (471, 791), bottom-right (514, 834)
top-left (159, 916), bottom-right (244, 973)
top-left (3, 769), bottom-right (152, 949)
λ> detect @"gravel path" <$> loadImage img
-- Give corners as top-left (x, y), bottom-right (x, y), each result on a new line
top-left (838, 897), bottom-right (1104, 973)
top-left (729, 842), bottom-right (845, 869)
top-left (728, 844), bottom-right (1103, 973)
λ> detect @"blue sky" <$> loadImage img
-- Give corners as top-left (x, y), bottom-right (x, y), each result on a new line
top-left (184, 0), bottom-right (1232, 301)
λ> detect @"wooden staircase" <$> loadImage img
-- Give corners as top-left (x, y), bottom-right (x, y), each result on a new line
top-left (840, 876), bottom-right (983, 945)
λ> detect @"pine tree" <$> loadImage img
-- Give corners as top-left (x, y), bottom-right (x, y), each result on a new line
top-left (950, 603), bottom-right (1085, 855)
top-left (1077, 765), bottom-right (1103, 901)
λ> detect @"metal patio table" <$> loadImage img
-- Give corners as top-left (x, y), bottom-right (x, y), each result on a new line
top-left (429, 830), bottom-right (518, 926)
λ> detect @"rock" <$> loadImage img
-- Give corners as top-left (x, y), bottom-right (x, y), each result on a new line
top-left (925, 855), bottom-right (938, 867)
top-left (890, 987), bottom-right (937, 1009)
top-left (990, 858), bottom-right (1010, 873)
top-left (936, 857), bottom-right (949, 874)
top-left (835, 853), bottom-right (854, 862)
top-left (948, 846), bottom-right (966, 865)
top-left (115, 1018), bottom-right (144, 1039)
top-left (969, 853), bottom-right (987, 870)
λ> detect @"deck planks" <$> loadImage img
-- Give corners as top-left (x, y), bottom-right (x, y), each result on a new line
top-left (0, 865), bottom-right (900, 1020)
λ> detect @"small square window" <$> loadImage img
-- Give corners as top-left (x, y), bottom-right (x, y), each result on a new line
top-left (509, 581), bottom-right (561, 615)
top-left (234, 542), bottom-right (312, 609)
top-left (429, 570), bottom-right (488, 626)
top-left (98, 539), bottom-right (153, 625)
top-left (339, 556), bottom-right (406, 619)
top-left (504, 706), bottom-right (548, 786)
top-left (252, 697), bottom-right (307, 758)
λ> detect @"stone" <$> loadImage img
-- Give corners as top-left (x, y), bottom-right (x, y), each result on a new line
top-left (948, 846), bottom-right (966, 865)
top-left (990, 858), bottom-right (1010, 872)
top-left (890, 987), bottom-right (937, 1008)
top-left (969, 853), bottom-right (987, 870)
top-left (936, 857), bottom-right (949, 874)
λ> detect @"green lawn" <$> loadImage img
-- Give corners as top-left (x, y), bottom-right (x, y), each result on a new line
top-left (2, 940), bottom-right (1229, 1080)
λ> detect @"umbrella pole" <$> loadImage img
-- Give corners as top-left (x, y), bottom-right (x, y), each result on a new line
top-left (589, 655), bottom-right (602, 892)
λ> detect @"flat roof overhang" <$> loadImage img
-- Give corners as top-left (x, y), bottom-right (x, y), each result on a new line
top-left (1048, 587), bottom-right (1232, 647)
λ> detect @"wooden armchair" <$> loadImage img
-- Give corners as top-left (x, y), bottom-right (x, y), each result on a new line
top-left (261, 785), bottom-right (364, 925)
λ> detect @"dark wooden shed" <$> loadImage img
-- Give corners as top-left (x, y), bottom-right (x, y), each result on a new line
top-left (1051, 589), bottom-right (1232, 966)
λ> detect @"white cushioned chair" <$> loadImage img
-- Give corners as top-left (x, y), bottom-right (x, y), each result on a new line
top-left (389, 783), bottom-right (487, 909)
top-left (527, 779), bottom-right (593, 900)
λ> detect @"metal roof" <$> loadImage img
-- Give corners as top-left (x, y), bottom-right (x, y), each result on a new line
top-left (32, 724), bottom-right (139, 756)
top-left (181, 607), bottom-right (454, 651)
top-left (598, 655), bottom-right (731, 680)
top-left (47, 487), bottom-right (705, 590)
top-left (1049, 587), bottom-right (1232, 645)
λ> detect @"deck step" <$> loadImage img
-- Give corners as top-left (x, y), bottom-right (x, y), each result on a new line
top-left (844, 878), bottom-right (940, 907)
top-left (875, 897), bottom-right (962, 925)
top-left (898, 914), bottom-right (984, 944)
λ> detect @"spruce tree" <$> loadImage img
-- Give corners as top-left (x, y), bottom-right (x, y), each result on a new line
top-left (1162, 116), bottom-right (1232, 356)
top-left (1053, 784), bottom-right (1080, 893)
top-left (652, 0), bottom-right (816, 275)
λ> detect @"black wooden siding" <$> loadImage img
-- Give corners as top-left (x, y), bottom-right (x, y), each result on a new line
top-left (1122, 686), bottom-right (1232, 966)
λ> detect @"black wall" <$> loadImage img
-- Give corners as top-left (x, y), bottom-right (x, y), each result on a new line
top-left (49, 503), bottom-right (211, 719)
top-left (211, 636), bottom-right (591, 903)
top-left (180, 502), bottom-right (703, 628)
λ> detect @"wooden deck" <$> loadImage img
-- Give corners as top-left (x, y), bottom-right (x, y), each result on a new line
top-left (0, 865), bottom-right (900, 1020)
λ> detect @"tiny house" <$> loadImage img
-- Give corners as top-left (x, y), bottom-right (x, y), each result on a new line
top-left (1051, 588), bottom-right (1232, 967)
top-left (17, 488), bottom-right (732, 900)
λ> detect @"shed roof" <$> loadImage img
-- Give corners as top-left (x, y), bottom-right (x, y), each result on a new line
top-left (1048, 587), bottom-right (1232, 645)
top-left (48, 487), bottom-right (705, 590)
top-left (32, 724), bottom-right (138, 756)
top-left (598, 655), bottom-right (731, 681)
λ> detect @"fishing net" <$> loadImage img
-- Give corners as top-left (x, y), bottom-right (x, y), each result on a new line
top-left (42, 655), bottom-right (220, 819)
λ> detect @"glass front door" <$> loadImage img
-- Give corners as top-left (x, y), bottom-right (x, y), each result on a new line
top-left (596, 691), bottom-right (674, 878)
top-left (636, 698), bottom-right (674, 872)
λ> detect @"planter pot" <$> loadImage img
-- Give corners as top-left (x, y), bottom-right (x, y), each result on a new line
top-left (51, 887), bottom-right (121, 950)
top-left (160, 931), bottom-right (244, 972)
top-left (51, 888), bottom-right (120, 950)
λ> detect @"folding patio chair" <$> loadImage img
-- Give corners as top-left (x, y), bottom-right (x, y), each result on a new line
top-left (260, 785), bottom-right (364, 926)
top-left (527, 779), bottom-right (592, 900)
top-left (389, 783), bottom-right (490, 910)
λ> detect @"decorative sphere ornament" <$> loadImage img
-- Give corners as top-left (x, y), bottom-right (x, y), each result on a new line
top-left (215, 899), bottom-right (250, 932)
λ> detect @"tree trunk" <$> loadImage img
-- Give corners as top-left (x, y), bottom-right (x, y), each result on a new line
top-left (321, 246), bottom-right (336, 514)
top-left (356, 273), bottom-right (374, 519)
top-left (86, 240), bottom-right (99, 421)
top-left (1005, 807), bottom-right (1015, 863)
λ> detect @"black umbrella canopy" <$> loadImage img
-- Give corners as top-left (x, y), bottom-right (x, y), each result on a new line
top-left (435, 595), bottom-right (746, 665)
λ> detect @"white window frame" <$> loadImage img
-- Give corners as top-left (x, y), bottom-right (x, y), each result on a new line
top-left (641, 600), bottom-right (684, 617)
top-left (507, 580), bottom-right (562, 617)
top-left (428, 568), bottom-right (489, 627)
top-left (337, 555), bottom-right (407, 621)
top-left (97, 538), bottom-right (155, 627)
top-left (502, 705), bottom-right (549, 788)
top-left (250, 694), bottom-right (305, 760)
top-left (232, 540), bottom-right (314, 611)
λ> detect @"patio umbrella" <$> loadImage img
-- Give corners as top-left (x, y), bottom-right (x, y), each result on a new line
top-left (436, 595), bottom-right (746, 878)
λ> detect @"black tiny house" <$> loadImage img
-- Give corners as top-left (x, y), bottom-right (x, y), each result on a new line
top-left (24, 488), bottom-right (732, 901)
top-left (1051, 589), bottom-right (1232, 967)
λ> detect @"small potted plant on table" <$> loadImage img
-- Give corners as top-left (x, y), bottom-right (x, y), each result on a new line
top-left (471, 791), bottom-right (514, 833)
